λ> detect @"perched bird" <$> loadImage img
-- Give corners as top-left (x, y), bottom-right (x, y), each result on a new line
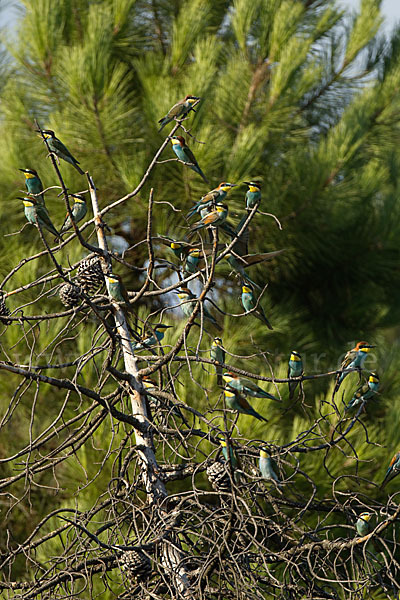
top-left (157, 236), bottom-right (223, 262)
top-left (244, 181), bottom-right (261, 210)
top-left (223, 372), bottom-right (279, 401)
top-left (220, 439), bottom-right (238, 469)
top-left (141, 376), bottom-right (158, 395)
top-left (356, 512), bottom-right (373, 537)
top-left (241, 284), bottom-right (273, 330)
top-left (141, 375), bottom-right (183, 418)
top-left (39, 130), bottom-right (84, 175)
top-left (170, 136), bottom-right (208, 184)
top-left (345, 372), bottom-right (380, 412)
top-left (184, 248), bottom-right (201, 274)
top-left (60, 194), bottom-right (87, 234)
top-left (175, 287), bottom-right (221, 331)
top-left (158, 95), bottom-right (200, 132)
top-left (288, 351), bottom-right (303, 400)
top-left (19, 168), bottom-right (45, 205)
top-left (223, 388), bottom-right (268, 422)
top-left (187, 182), bottom-right (237, 219)
top-left (105, 273), bottom-right (132, 308)
top-left (225, 252), bottom-right (260, 289)
top-left (380, 450), bottom-right (400, 489)
top-left (188, 203), bottom-right (228, 236)
top-left (19, 197), bottom-right (60, 239)
top-left (210, 336), bottom-right (225, 386)
top-left (132, 324), bottom-right (172, 351)
top-left (259, 448), bottom-right (280, 483)
top-left (335, 341), bottom-right (375, 392)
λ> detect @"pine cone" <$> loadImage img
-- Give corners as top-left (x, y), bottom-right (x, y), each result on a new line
top-left (76, 257), bottom-right (104, 294)
top-left (119, 550), bottom-right (152, 581)
top-left (0, 292), bottom-right (11, 324)
top-left (59, 283), bottom-right (82, 307)
top-left (206, 461), bottom-right (231, 492)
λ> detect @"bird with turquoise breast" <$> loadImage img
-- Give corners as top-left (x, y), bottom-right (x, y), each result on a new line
top-left (189, 203), bottom-right (228, 236)
top-left (210, 337), bottom-right (225, 386)
top-left (335, 341), bottom-right (375, 392)
top-left (132, 324), bottom-right (172, 351)
top-left (184, 248), bottom-right (202, 274)
top-left (39, 129), bottom-right (84, 175)
top-left (60, 194), bottom-right (87, 234)
top-left (345, 372), bottom-right (379, 412)
top-left (19, 168), bottom-right (45, 205)
top-left (174, 287), bottom-right (221, 331)
top-left (187, 183), bottom-right (237, 219)
top-left (244, 181), bottom-right (261, 210)
top-left (259, 448), bottom-right (280, 483)
top-left (105, 273), bottom-right (132, 308)
top-left (288, 351), bottom-right (303, 400)
top-left (170, 136), bottom-right (208, 184)
top-left (356, 512), bottom-right (373, 537)
top-left (19, 197), bottom-right (60, 240)
top-left (158, 95), bottom-right (200, 132)
top-left (222, 372), bottom-right (279, 401)
top-left (380, 450), bottom-right (400, 489)
top-left (223, 388), bottom-right (268, 421)
top-left (241, 284), bottom-right (273, 330)
top-left (220, 439), bottom-right (238, 469)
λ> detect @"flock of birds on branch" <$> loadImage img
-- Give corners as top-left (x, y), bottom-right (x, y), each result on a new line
top-left (4, 95), bottom-right (400, 541)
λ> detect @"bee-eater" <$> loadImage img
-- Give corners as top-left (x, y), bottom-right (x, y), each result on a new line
top-left (141, 375), bottom-right (183, 418)
top-left (105, 273), bottom-right (132, 308)
top-left (187, 183), bottom-right (237, 219)
top-left (288, 351), bottom-right (303, 399)
top-left (259, 448), bottom-right (280, 483)
top-left (223, 388), bottom-right (268, 422)
top-left (380, 450), bottom-right (400, 489)
top-left (345, 372), bottom-right (379, 412)
top-left (170, 136), bottom-right (208, 183)
top-left (184, 248), bottom-right (201, 274)
top-left (174, 287), bottom-right (222, 331)
top-left (60, 194), bottom-right (87, 234)
top-left (223, 372), bottom-right (279, 401)
top-left (189, 203), bottom-right (228, 236)
top-left (224, 253), bottom-right (261, 289)
top-left (220, 439), bottom-right (238, 469)
top-left (19, 197), bottom-right (60, 239)
top-left (39, 130), bottom-right (84, 175)
top-left (210, 336), bottom-right (225, 385)
top-left (241, 284), bottom-right (273, 330)
top-left (132, 324), bottom-right (172, 351)
top-left (158, 236), bottom-right (223, 261)
top-left (244, 181), bottom-right (261, 210)
top-left (19, 168), bottom-right (45, 205)
top-left (158, 95), bottom-right (200, 132)
top-left (335, 342), bottom-right (375, 392)
top-left (356, 512), bottom-right (373, 536)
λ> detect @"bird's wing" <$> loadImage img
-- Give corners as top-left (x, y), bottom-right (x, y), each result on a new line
top-left (202, 211), bottom-right (219, 225)
top-left (37, 205), bottom-right (57, 230)
top-left (200, 189), bottom-right (219, 203)
top-left (52, 137), bottom-right (80, 162)
top-left (182, 145), bottom-right (199, 167)
top-left (166, 101), bottom-right (184, 119)
top-left (389, 452), bottom-right (400, 468)
top-left (242, 249), bottom-right (286, 266)
top-left (341, 349), bottom-right (356, 369)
